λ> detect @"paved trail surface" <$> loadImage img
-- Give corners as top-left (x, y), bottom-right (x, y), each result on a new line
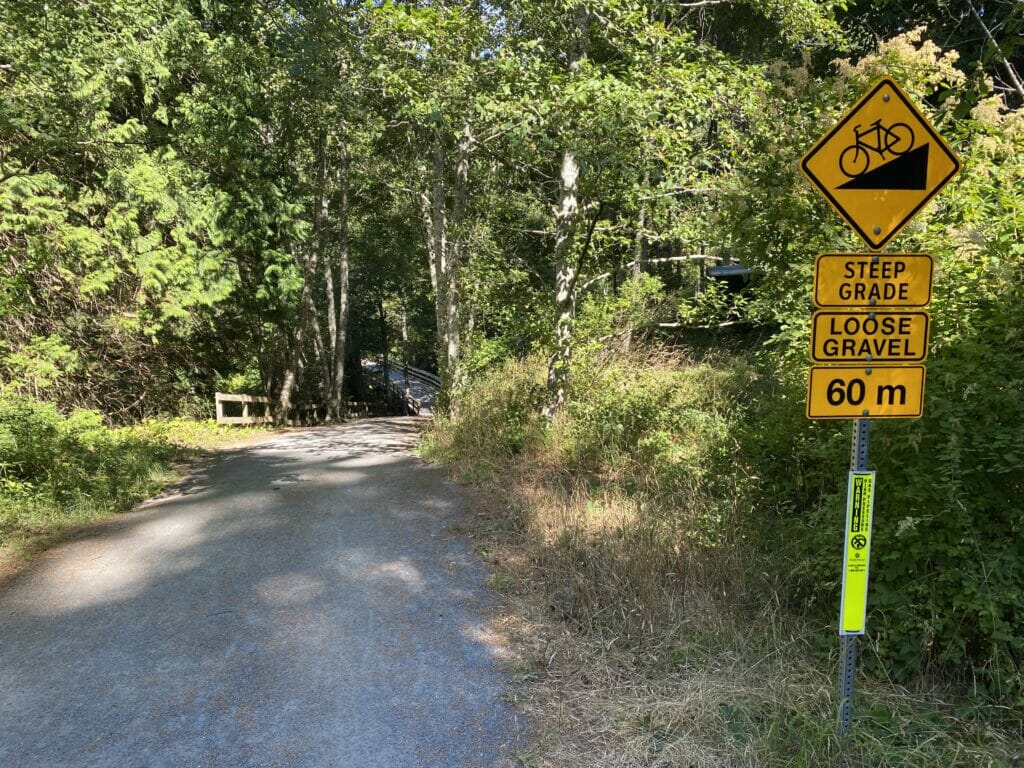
top-left (0, 419), bottom-right (525, 767)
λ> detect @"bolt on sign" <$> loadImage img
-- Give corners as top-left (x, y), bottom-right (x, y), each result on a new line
top-left (800, 79), bottom-right (961, 251)
top-left (813, 253), bottom-right (933, 308)
top-left (811, 311), bottom-right (930, 363)
top-left (840, 472), bottom-right (875, 635)
top-left (806, 365), bottom-right (926, 419)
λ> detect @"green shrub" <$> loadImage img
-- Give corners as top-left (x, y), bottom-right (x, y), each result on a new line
top-left (0, 393), bottom-right (242, 558)
top-left (434, 340), bottom-right (1024, 706)
top-left (421, 356), bottom-right (547, 481)
top-left (712, 31), bottom-right (1024, 703)
top-left (564, 352), bottom-right (757, 531)
top-left (869, 350), bottom-right (1023, 699)
top-left (0, 396), bottom-right (62, 489)
top-left (733, 350), bottom-right (1023, 703)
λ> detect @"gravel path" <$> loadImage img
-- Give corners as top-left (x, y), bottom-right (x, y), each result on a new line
top-left (0, 418), bottom-right (525, 767)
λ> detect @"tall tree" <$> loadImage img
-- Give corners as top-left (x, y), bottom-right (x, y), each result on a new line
top-left (362, 1), bottom-right (498, 402)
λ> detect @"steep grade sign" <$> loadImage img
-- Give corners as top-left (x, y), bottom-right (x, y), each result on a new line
top-left (800, 78), bottom-right (961, 250)
top-left (811, 311), bottom-right (929, 363)
top-left (813, 253), bottom-right (933, 308)
top-left (799, 76), bottom-right (960, 740)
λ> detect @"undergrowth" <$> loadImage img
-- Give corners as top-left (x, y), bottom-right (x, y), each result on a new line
top-left (422, 352), bottom-right (1024, 767)
top-left (0, 394), bottom-right (256, 569)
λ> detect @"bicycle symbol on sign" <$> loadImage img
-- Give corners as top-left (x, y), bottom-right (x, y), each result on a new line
top-left (839, 120), bottom-right (916, 178)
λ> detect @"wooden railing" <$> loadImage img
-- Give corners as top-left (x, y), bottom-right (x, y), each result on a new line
top-left (215, 392), bottom-right (272, 425)
top-left (214, 393), bottom-right (398, 426)
top-left (215, 362), bottom-right (442, 426)
top-left (403, 365), bottom-right (442, 389)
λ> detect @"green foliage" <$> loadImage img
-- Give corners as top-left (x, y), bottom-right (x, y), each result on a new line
top-left (215, 364), bottom-right (266, 397)
top-left (0, 0), bottom-right (1020, 722)
top-left (715, 31), bottom-right (1024, 702)
top-left (0, 392), bottom-right (243, 559)
top-left (574, 274), bottom-right (668, 353)
top-left (0, 396), bottom-right (62, 492)
top-left (428, 349), bottom-right (1023, 763)
top-left (0, 0), bottom-right (240, 415)
top-left (677, 277), bottom-right (751, 328)
top-left (421, 357), bottom-right (548, 481)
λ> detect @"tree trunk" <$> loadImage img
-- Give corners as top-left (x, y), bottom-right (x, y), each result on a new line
top-left (308, 129), bottom-right (352, 422)
top-left (420, 130), bottom-right (454, 388)
top-left (400, 298), bottom-right (412, 406)
top-left (624, 171), bottom-right (649, 352)
top-left (331, 139), bottom-right (350, 421)
top-left (545, 148), bottom-right (581, 416)
top-left (296, 241), bottom-right (331, 406)
top-left (277, 322), bottom-right (304, 425)
top-left (315, 130), bottom-right (341, 421)
top-left (967, 0), bottom-right (1024, 103)
top-left (377, 295), bottom-right (389, 385)
top-left (419, 184), bottom-right (446, 344)
top-left (545, 5), bottom-right (589, 416)
top-left (445, 123), bottom-right (473, 395)
top-left (419, 124), bottom-right (467, 403)
top-left (633, 173), bottom-right (649, 279)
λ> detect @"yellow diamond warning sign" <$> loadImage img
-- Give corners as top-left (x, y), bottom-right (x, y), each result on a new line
top-left (801, 78), bottom-right (961, 251)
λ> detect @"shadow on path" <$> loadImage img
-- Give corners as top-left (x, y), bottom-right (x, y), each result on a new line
top-left (0, 418), bottom-right (525, 768)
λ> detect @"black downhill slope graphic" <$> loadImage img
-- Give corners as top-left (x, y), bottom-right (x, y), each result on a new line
top-left (838, 144), bottom-right (930, 190)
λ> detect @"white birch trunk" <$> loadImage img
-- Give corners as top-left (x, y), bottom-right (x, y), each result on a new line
top-left (545, 5), bottom-right (588, 415)
top-left (545, 148), bottom-right (581, 416)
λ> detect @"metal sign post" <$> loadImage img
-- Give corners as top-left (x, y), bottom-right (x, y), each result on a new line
top-left (838, 418), bottom-right (870, 736)
top-left (799, 76), bottom-right (960, 741)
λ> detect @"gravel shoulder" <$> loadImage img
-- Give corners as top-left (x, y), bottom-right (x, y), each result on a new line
top-left (0, 417), bottom-right (526, 768)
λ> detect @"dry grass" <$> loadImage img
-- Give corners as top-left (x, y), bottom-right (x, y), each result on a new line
top-left (451, 455), bottom-right (1023, 768)
top-left (424, 354), bottom-right (1023, 767)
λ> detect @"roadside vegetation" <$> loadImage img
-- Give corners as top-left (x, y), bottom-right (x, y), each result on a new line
top-left (424, 31), bottom-right (1022, 765)
top-left (0, 393), bottom-right (252, 572)
top-left (424, 348), bottom-right (1023, 766)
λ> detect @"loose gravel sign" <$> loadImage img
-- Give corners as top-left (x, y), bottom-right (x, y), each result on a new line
top-left (810, 311), bottom-right (930, 364)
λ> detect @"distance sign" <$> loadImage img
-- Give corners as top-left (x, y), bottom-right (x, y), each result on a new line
top-left (806, 365), bottom-right (926, 419)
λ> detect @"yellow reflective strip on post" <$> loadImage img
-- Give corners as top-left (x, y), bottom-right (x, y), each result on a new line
top-left (839, 472), bottom-right (875, 635)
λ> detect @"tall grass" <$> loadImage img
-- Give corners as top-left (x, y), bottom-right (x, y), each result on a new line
top-left (427, 350), bottom-right (763, 641)
top-left (423, 351), bottom-right (1023, 767)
